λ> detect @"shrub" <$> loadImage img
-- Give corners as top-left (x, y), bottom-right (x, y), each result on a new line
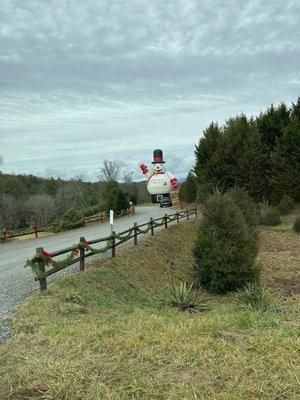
top-left (52, 208), bottom-right (84, 232)
top-left (293, 217), bottom-right (300, 233)
top-left (278, 194), bottom-right (294, 214)
top-left (81, 205), bottom-right (101, 217)
top-left (259, 201), bottom-right (281, 226)
top-left (236, 283), bottom-right (277, 312)
top-left (194, 191), bottom-right (259, 294)
top-left (227, 187), bottom-right (259, 227)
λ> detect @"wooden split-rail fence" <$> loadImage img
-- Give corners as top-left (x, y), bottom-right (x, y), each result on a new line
top-left (26, 208), bottom-right (197, 291)
top-left (1, 207), bottom-right (135, 242)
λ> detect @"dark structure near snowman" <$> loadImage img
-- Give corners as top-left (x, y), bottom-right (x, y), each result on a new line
top-left (140, 149), bottom-right (178, 203)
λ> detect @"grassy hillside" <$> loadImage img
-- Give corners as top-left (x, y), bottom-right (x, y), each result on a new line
top-left (0, 217), bottom-right (299, 400)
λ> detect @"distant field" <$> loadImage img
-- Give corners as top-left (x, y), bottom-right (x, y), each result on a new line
top-left (0, 212), bottom-right (299, 400)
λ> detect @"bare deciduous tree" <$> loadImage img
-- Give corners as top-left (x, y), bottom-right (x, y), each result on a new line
top-left (25, 194), bottom-right (56, 226)
top-left (99, 160), bottom-right (120, 182)
top-left (0, 194), bottom-right (21, 229)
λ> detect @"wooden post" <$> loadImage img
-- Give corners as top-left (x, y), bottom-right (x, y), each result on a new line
top-left (111, 231), bottom-right (116, 258)
top-left (176, 211), bottom-right (179, 223)
top-left (36, 247), bottom-right (47, 291)
top-left (133, 223), bottom-right (138, 245)
top-left (79, 237), bottom-right (85, 271)
top-left (164, 214), bottom-right (168, 229)
top-left (150, 218), bottom-right (154, 236)
top-left (187, 209), bottom-right (189, 220)
top-left (34, 221), bottom-right (38, 238)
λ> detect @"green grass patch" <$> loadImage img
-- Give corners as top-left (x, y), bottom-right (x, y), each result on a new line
top-left (1, 220), bottom-right (299, 400)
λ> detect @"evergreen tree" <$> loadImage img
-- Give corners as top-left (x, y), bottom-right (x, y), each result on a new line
top-left (194, 122), bottom-right (223, 200)
top-left (256, 103), bottom-right (290, 151)
top-left (178, 171), bottom-right (197, 203)
top-left (194, 191), bottom-right (259, 294)
top-left (270, 118), bottom-right (300, 201)
top-left (115, 190), bottom-right (130, 213)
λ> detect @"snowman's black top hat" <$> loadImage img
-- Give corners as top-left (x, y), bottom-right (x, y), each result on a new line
top-left (152, 149), bottom-right (165, 164)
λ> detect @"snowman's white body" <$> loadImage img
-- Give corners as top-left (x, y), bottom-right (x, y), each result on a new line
top-left (147, 173), bottom-right (172, 195)
top-left (141, 161), bottom-right (177, 202)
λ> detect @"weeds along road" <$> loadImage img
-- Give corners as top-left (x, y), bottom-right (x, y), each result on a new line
top-left (0, 205), bottom-right (177, 325)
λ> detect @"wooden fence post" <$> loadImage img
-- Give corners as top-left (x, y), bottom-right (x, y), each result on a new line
top-left (164, 214), bottom-right (168, 229)
top-left (133, 223), bottom-right (138, 245)
top-left (176, 211), bottom-right (179, 223)
top-left (111, 231), bottom-right (116, 258)
top-left (79, 237), bottom-right (85, 271)
top-left (187, 210), bottom-right (189, 220)
top-left (34, 222), bottom-right (38, 238)
top-left (36, 247), bottom-right (47, 291)
top-left (150, 218), bottom-right (154, 236)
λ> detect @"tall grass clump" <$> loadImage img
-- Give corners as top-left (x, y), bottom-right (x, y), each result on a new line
top-left (236, 283), bottom-right (277, 312)
top-left (227, 187), bottom-right (259, 227)
top-left (194, 191), bottom-right (259, 294)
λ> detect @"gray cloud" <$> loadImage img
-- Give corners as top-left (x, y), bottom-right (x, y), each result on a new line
top-left (0, 0), bottom-right (299, 180)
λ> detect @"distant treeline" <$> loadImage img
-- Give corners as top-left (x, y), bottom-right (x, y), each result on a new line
top-left (194, 98), bottom-right (300, 203)
top-left (0, 172), bottom-right (149, 230)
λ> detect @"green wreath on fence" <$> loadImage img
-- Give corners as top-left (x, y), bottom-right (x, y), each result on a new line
top-left (137, 223), bottom-right (151, 235)
top-left (80, 239), bottom-right (112, 254)
top-left (25, 248), bottom-right (79, 279)
top-left (152, 219), bottom-right (164, 228)
top-left (115, 229), bottom-right (134, 242)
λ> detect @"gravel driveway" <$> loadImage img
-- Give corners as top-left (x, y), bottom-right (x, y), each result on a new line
top-left (0, 205), bottom-right (178, 338)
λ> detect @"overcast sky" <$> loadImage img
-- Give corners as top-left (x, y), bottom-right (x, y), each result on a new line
top-left (0, 0), bottom-right (299, 181)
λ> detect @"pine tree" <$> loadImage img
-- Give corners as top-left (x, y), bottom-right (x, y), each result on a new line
top-left (194, 191), bottom-right (259, 294)
top-left (178, 171), bottom-right (197, 203)
top-left (270, 118), bottom-right (300, 201)
top-left (194, 122), bottom-right (223, 200)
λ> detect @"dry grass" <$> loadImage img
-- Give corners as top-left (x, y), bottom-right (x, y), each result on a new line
top-left (0, 217), bottom-right (299, 400)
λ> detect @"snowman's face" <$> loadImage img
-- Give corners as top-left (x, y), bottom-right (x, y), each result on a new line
top-left (153, 163), bottom-right (165, 174)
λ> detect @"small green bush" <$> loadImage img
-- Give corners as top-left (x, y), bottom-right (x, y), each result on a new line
top-left (293, 217), bottom-right (300, 233)
top-left (278, 194), bottom-right (294, 214)
top-left (194, 191), bottom-right (259, 294)
top-left (52, 208), bottom-right (84, 232)
top-left (236, 283), bottom-right (277, 312)
top-left (227, 187), bottom-right (259, 227)
top-left (259, 201), bottom-right (281, 226)
top-left (81, 205), bottom-right (101, 217)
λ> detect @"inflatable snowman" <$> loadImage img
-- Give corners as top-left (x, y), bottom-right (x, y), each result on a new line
top-left (140, 149), bottom-right (178, 203)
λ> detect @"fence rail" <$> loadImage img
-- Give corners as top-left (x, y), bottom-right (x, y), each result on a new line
top-left (1, 207), bottom-right (135, 242)
top-left (26, 208), bottom-right (197, 291)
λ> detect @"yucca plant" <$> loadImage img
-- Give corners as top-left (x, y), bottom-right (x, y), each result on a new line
top-left (161, 281), bottom-right (209, 312)
top-left (236, 283), bottom-right (277, 312)
top-left (162, 281), bottom-right (197, 311)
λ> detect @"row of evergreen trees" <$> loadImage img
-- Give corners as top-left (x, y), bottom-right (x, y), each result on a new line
top-left (194, 98), bottom-right (300, 203)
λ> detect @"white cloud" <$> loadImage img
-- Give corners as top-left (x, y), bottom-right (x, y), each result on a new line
top-left (0, 0), bottom-right (299, 180)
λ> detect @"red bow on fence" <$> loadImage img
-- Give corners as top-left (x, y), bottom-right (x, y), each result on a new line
top-left (2, 228), bottom-right (10, 239)
top-left (42, 249), bottom-right (54, 265)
